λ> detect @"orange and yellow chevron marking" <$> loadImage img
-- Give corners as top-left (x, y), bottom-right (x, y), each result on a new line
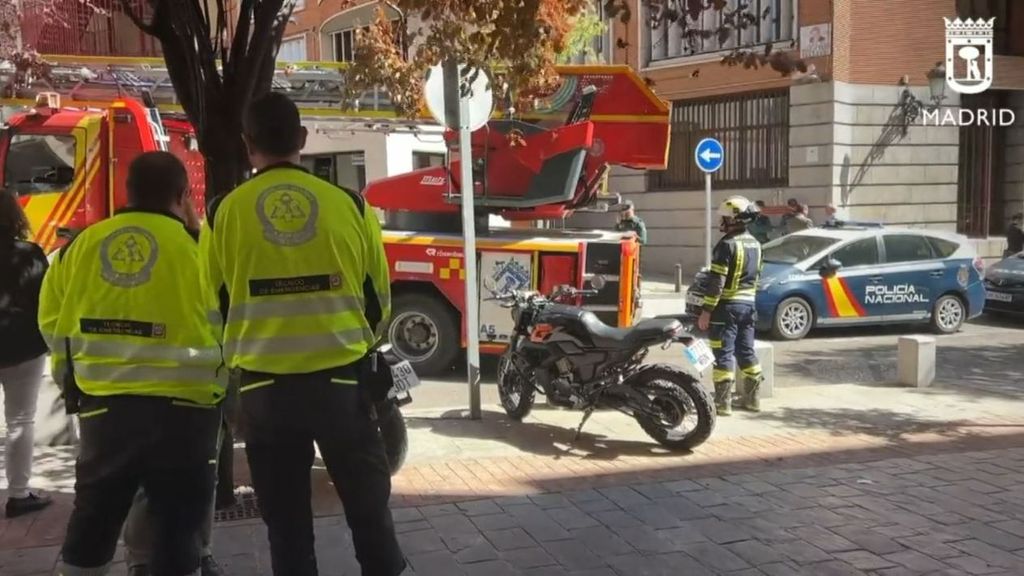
top-left (822, 276), bottom-right (867, 318)
top-left (439, 257), bottom-right (465, 281)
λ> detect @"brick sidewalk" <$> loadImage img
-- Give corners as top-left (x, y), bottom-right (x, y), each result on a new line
top-left (6, 444), bottom-right (1024, 575)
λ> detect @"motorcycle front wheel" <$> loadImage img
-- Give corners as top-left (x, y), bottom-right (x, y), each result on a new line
top-left (632, 364), bottom-right (716, 451)
top-left (376, 401), bottom-right (408, 476)
top-left (497, 353), bottom-right (536, 421)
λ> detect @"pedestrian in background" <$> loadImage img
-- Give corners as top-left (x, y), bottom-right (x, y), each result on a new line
top-left (42, 152), bottom-right (225, 576)
top-left (0, 190), bottom-right (53, 518)
top-left (786, 203), bottom-right (814, 234)
top-left (616, 200), bottom-right (647, 245)
top-left (1006, 213), bottom-right (1023, 257)
top-left (748, 200), bottom-right (773, 244)
top-left (200, 93), bottom-right (405, 576)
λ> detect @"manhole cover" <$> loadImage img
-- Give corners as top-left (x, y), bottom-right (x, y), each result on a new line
top-left (214, 490), bottom-right (261, 523)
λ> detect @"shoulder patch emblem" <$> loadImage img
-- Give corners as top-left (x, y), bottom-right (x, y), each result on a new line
top-left (99, 226), bottom-right (159, 288)
top-left (256, 184), bottom-right (318, 246)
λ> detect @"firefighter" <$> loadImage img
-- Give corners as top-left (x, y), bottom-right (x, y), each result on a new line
top-left (696, 195), bottom-right (764, 416)
top-left (40, 152), bottom-right (225, 576)
top-left (199, 93), bottom-right (405, 576)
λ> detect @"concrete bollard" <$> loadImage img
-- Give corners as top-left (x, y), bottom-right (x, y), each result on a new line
top-left (898, 335), bottom-right (936, 388)
top-left (674, 264), bottom-right (683, 293)
top-left (735, 340), bottom-right (774, 399)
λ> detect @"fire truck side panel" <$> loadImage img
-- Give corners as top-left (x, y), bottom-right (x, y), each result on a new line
top-left (162, 118), bottom-right (207, 217)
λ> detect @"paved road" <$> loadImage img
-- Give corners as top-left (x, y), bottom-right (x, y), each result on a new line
top-left (7, 446), bottom-right (1024, 575)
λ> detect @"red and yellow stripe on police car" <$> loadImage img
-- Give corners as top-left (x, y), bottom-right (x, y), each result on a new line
top-left (822, 276), bottom-right (867, 318)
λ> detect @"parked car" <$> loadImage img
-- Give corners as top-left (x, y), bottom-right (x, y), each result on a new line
top-left (685, 227), bottom-right (987, 340)
top-left (983, 250), bottom-right (1024, 317)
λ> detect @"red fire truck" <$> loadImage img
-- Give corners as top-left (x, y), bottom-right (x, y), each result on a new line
top-left (3, 62), bottom-right (670, 377)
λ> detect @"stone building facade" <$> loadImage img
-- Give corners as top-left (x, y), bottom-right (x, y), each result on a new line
top-left (588, 0), bottom-right (1024, 275)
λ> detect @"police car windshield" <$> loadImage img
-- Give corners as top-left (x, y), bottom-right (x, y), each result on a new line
top-left (762, 235), bottom-right (839, 264)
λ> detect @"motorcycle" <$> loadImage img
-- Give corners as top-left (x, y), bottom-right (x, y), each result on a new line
top-left (488, 277), bottom-right (717, 451)
top-left (373, 343), bottom-right (420, 475)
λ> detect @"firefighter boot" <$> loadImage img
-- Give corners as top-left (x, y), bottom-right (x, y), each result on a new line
top-left (714, 380), bottom-right (734, 416)
top-left (741, 374), bottom-right (763, 412)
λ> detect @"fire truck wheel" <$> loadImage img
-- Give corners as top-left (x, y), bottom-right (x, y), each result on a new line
top-left (387, 293), bottom-right (459, 377)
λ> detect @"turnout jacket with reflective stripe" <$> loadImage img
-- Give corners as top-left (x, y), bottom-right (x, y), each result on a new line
top-left (702, 230), bottom-right (762, 312)
top-left (200, 164), bottom-right (391, 375)
top-left (38, 210), bottom-right (226, 405)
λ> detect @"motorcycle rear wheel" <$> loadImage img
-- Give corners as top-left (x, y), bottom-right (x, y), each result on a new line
top-left (376, 402), bottom-right (408, 476)
top-left (497, 353), bottom-right (536, 421)
top-left (633, 364), bottom-right (715, 451)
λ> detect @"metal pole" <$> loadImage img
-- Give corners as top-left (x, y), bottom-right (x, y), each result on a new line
top-left (705, 173), bottom-right (712, 268)
top-left (459, 93), bottom-right (482, 420)
top-left (674, 264), bottom-right (683, 293)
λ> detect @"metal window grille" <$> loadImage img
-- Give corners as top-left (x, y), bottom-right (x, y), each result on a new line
top-left (648, 90), bottom-right (790, 191)
top-left (647, 0), bottom-right (794, 63)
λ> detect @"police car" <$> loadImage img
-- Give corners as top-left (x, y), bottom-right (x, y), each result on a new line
top-left (983, 250), bottom-right (1024, 316)
top-left (686, 227), bottom-right (987, 340)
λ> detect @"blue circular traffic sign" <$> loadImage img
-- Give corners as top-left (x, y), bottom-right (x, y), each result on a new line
top-left (694, 137), bottom-right (725, 174)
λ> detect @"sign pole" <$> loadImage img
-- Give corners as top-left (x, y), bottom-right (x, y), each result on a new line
top-left (456, 72), bottom-right (482, 421)
top-left (694, 137), bottom-right (724, 269)
top-left (705, 172), bottom-right (712, 268)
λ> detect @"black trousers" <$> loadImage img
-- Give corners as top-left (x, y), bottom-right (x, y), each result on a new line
top-left (61, 395), bottom-right (220, 576)
top-left (239, 366), bottom-right (406, 576)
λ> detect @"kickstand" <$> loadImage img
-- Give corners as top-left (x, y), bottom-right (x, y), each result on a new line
top-left (573, 408), bottom-right (594, 442)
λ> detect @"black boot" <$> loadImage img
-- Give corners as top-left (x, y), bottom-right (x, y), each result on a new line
top-left (5, 492), bottom-right (52, 518)
top-left (202, 555), bottom-right (226, 576)
top-left (713, 381), bottom-right (733, 416)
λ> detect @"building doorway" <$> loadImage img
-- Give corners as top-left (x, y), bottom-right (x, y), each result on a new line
top-left (956, 92), bottom-right (1007, 238)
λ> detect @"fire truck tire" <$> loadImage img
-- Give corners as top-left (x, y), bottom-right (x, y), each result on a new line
top-left (387, 293), bottom-right (460, 377)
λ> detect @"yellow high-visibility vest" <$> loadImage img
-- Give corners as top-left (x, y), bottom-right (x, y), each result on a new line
top-left (38, 210), bottom-right (226, 405)
top-left (200, 164), bottom-right (391, 375)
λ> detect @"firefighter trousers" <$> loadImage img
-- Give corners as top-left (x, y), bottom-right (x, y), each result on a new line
top-left (238, 366), bottom-right (406, 576)
top-left (709, 301), bottom-right (762, 385)
top-left (57, 395), bottom-right (220, 576)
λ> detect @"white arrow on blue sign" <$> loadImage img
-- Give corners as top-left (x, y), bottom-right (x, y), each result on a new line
top-left (694, 137), bottom-right (725, 174)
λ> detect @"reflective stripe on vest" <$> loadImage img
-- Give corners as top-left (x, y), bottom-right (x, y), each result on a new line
top-left (69, 337), bottom-right (223, 366)
top-left (229, 293), bottom-right (364, 322)
top-left (224, 327), bottom-right (372, 360)
top-left (76, 363), bottom-right (223, 386)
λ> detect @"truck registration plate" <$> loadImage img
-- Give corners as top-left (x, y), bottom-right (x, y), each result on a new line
top-left (388, 360), bottom-right (422, 398)
top-left (683, 339), bottom-right (715, 373)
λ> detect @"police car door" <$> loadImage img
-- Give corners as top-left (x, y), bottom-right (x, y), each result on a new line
top-left (818, 236), bottom-right (885, 324)
top-left (875, 233), bottom-right (939, 322)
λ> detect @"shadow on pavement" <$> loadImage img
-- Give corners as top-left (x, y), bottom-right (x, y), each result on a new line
top-left (777, 341), bottom-right (1024, 399)
top-left (749, 406), bottom-right (1024, 442)
top-left (405, 409), bottom-right (692, 461)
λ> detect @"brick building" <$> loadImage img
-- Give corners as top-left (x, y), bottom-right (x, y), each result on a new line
top-left (591, 0), bottom-right (1024, 274)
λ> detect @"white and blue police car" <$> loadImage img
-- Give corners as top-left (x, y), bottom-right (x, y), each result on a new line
top-left (686, 227), bottom-right (987, 340)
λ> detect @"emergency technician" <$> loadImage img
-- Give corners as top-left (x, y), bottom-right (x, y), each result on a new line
top-left (40, 152), bottom-right (225, 576)
top-left (697, 196), bottom-right (764, 416)
top-left (200, 93), bottom-right (404, 576)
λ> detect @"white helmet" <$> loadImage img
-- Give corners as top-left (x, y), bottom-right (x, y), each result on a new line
top-left (717, 196), bottom-right (758, 232)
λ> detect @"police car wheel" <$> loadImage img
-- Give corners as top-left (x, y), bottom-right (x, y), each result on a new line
top-left (931, 294), bottom-right (966, 334)
top-left (771, 297), bottom-right (813, 340)
top-left (387, 293), bottom-right (459, 377)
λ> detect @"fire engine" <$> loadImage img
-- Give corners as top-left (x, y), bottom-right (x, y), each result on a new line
top-left (1, 58), bottom-right (670, 376)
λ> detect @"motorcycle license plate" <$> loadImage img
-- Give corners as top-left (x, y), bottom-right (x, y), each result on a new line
top-left (685, 292), bottom-right (703, 307)
top-left (683, 340), bottom-right (715, 372)
top-left (387, 360), bottom-right (422, 399)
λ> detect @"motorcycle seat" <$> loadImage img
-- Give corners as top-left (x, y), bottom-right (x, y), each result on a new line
top-left (581, 312), bottom-right (681, 348)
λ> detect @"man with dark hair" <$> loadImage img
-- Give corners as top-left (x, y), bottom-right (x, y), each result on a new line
top-left (200, 92), bottom-right (404, 576)
top-left (40, 151), bottom-right (225, 576)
